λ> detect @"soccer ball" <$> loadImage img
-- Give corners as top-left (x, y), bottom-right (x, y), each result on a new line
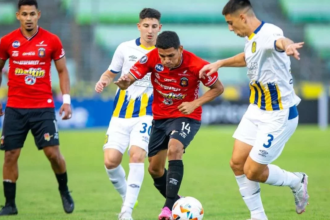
top-left (172, 196), bottom-right (204, 220)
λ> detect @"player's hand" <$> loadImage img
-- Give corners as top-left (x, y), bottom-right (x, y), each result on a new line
top-left (114, 74), bottom-right (131, 90)
top-left (286, 42), bottom-right (304, 60)
top-left (95, 80), bottom-right (108, 93)
top-left (0, 103), bottom-right (3, 117)
top-left (199, 61), bottom-right (221, 79)
top-left (178, 102), bottom-right (198, 115)
top-left (59, 104), bottom-right (72, 120)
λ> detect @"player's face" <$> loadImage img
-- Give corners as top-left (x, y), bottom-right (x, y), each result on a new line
top-left (224, 13), bottom-right (248, 38)
top-left (16, 5), bottom-right (41, 32)
top-left (138, 18), bottom-right (162, 44)
top-left (158, 46), bottom-right (183, 69)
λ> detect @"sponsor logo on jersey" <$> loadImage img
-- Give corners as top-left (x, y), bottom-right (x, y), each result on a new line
top-left (178, 70), bottom-right (189, 76)
top-left (163, 98), bottom-right (173, 105)
top-left (12, 51), bottom-right (19, 57)
top-left (252, 41), bottom-right (257, 53)
top-left (129, 55), bottom-right (138, 62)
top-left (25, 75), bottom-right (37, 85)
top-left (157, 89), bottom-right (186, 100)
top-left (15, 68), bottom-right (45, 78)
top-left (22, 52), bottom-right (36, 56)
top-left (36, 41), bottom-right (47, 47)
top-left (12, 41), bottom-right (20, 48)
top-left (206, 75), bottom-right (217, 86)
top-left (13, 60), bottom-right (40, 65)
top-left (155, 79), bottom-right (181, 91)
top-left (155, 64), bottom-right (164, 72)
top-left (38, 48), bottom-right (46, 58)
top-left (180, 77), bottom-right (188, 87)
top-left (139, 55), bottom-right (148, 64)
top-left (165, 78), bottom-right (177, 83)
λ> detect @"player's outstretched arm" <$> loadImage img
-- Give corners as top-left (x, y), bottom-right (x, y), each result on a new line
top-left (0, 59), bottom-right (5, 116)
top-left (114, 73), bottom-right (136, 90)
top-left (55, 57), bottom-right (72, 120)
top-left (178, 80), bottom-right (224, 115)
top-left (95, 70), bottom-right (117, 93)
top-left (276, 38), bottom-right (304, 60)
top-left (199, 52), bottom-right (246, 78)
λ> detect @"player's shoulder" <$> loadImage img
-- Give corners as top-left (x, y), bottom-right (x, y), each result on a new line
top-left (118, 38), bottom-right (139, 49)
top-left (0, 28), bottom-right (20, 43)
top-left (183, 50), bottom-right (208, 68)
top-left (262, 23), bottom-right (283, 35)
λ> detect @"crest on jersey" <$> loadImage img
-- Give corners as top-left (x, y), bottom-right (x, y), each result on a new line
top-left (252, 41), bottom-right (257, 53)
top-left (12, 41), bottom-right (20, 48)
top-left (44, 133), bottom-right (52, 141)
top-left (139, 55), bottom-right (148, 64)
top-left (38, 48), bottom-right (46, 58)
top-left (180, 77), bottom-right (188, 87)
top-left (155, 64), bottom-right (164, 72)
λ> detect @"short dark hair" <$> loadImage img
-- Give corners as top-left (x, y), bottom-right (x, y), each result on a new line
top-left (156, 31), bottom-right (180, 50)
top-left (18, 0), bottom-right (38, 9)
top-left (139, 8), bottom-right (161, 21)
top-left (222, 0), bottom-right (252, 15)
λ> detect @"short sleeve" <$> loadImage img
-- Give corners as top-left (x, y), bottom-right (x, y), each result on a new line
top-left (52, 35), bottom-right (65, 60)
top-left (0, 38), bottom-right (9, 61)
top-left (129, 51), bottom-right (153, 80)
top-left (108, 44), bottom-right (124, 73)
top-left (197, 59), bottom-right (218, 87)
top-left (265, 26), bottom-right (285, 52)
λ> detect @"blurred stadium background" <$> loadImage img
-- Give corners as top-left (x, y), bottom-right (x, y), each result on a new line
top-left (0, 0), bottom-right (329, 129)
top-left (0, 1), bottom-right (329, 219)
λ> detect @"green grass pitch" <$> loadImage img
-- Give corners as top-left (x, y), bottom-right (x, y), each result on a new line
top-left (0, 126), bottom-right (329, 220)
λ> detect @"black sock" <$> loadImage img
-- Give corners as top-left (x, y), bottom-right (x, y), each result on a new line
top-left (55, 172), bottom-right (68, 192)
top-left (3, 181), bottom-right (16, 206)
top-left (164, 160), bottom-right (184, 209)
top-left (153, 169), bottom-right (167, 198)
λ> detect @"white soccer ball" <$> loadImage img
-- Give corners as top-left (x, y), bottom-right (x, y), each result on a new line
top-left (172, 196), bottom-right (204, 220)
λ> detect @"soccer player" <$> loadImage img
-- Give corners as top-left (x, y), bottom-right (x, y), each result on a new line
top-left (199, 1), bottom-right (308, 219)
top-left (0, 0), bottom-right (74, 216)
top-left (115, 31), bottom-right (224, 220)
top-left (94, 8), bottom-right (162, 220)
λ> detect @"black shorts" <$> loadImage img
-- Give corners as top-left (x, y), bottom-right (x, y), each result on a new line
top-left (148, 117), bottom-right (201, 157)
top-left (0, 107), bottom-right (60, 151)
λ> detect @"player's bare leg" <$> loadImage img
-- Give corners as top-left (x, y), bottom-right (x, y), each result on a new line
top-left (119, 146), bottom-right (146, 220)
top-left (0, 149), bottom-right (20, 216)
top-left (230, 140), bottom-right (268, 220)
top-left (244, 156), bottom-right (309, 214)
top-left (43, 145), bottom-right (74, 214)
top-left (104, 148), bottom-right (127, 201)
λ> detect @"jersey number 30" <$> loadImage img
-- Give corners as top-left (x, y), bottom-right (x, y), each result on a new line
top-left (140, 123), bottom-right (151, 136)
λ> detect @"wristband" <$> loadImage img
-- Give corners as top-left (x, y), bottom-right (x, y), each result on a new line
top-left (63, 94), bottom-right (71, 104)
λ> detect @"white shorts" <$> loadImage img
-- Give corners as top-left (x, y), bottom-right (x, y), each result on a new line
top-left (233, 104), bottom-right (298, 164)
top-left (103, 115), bottom-right (152, 154)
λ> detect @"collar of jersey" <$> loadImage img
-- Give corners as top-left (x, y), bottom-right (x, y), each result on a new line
top-left (20, 26), bottom-right (40, 41)
top-left (135, 37), bottom-right (155, 50)
top-left (248, 21), bottom-right (265, 40)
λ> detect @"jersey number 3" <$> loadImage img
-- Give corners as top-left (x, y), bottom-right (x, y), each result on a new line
top-left (263, 134), bottom-right (274, 148)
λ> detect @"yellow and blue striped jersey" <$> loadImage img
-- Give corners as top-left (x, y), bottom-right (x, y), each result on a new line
top-left (108, 38), bottom-right (155, 118)
top-left (244, 22), bottom-right (300, 110)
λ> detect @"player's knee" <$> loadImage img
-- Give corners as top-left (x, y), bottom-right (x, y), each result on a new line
top-left (244, 167), bottom-right (260, 181)
top-left (46, 151), bottom-right (62, 163)
top-left (167, 144), bottom-right (184, 159)
top-left (148, 164), bottom-right (163, 178)
top-left (4, 150), bottom-right (20, 165)
top-left (104, 158), bottom-right (120, 169)
top-left (129, 150), bottom-right (146, 163)
top-left (230, 158), bottom-right (244, 172)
